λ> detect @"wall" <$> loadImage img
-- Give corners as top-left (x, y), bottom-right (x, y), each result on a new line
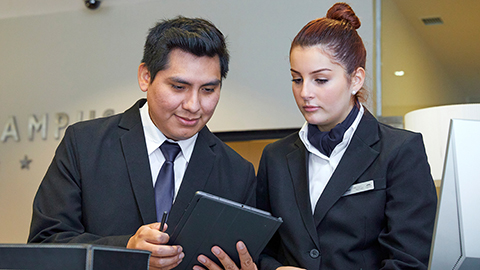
top-left (0, 0), bottom-right (375, 243)
top-left (381, 0), bottom-right (461, 117)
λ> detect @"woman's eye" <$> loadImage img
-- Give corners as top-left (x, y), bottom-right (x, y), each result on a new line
top-left (315, 79), bottom-right (328, 84)
top-left (291, 78), bottom-right (302, 84)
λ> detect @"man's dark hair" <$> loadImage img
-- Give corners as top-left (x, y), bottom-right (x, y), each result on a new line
top-left (141, 16), bottom-right (229, 82)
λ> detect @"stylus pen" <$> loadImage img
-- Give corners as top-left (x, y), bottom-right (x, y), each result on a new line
top-left (160, 211), bottom-right (168, 232)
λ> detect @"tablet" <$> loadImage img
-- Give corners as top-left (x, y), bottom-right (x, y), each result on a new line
top-left (167, 191), bottom-right (282, 269)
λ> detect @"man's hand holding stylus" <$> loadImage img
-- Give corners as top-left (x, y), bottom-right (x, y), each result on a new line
top-left (127, 222), bottom-right (184, 270)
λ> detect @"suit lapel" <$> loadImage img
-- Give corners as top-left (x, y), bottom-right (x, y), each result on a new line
top-left (287, 136), bottom-right (321, 248)
top-left (313, 110), bottom-right (380, 226)
top-left (167, 127), bottom-right (215, 227)
top-left (119, 99), bottom-right (158, 225)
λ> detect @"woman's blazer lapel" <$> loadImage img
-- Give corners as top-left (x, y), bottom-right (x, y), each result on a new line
top-left (287, 137), bottom-right (321, 248)
top-left (312, 110), bottom-right (381, 227)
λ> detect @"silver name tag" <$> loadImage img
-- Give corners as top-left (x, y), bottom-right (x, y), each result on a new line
top-left (343, 180), bottom-right (374, 196)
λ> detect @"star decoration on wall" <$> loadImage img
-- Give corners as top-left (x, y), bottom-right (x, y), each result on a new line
top-left (20, 155), bottom-right (32, 170)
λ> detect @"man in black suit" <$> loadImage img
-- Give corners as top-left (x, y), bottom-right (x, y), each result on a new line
top-left (28, 17), bottom-right (256, 270)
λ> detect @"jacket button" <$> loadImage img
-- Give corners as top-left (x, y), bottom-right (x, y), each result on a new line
top-left (309, 249), bottom-right (320, 258)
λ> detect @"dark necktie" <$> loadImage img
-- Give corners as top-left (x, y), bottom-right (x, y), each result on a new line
top-left (308, 104), bottom-right (360, 157)
top-left (154, 141), bottom-right (181, 222)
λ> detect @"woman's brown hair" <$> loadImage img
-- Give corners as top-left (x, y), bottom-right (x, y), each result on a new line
top-left (290, 2), bottom-right (367, 102)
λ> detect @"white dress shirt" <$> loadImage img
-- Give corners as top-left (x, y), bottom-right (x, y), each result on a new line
top-left (299, 105), bottom-right (364, 213)
top-left (140, 102), bottom-right (197, 201)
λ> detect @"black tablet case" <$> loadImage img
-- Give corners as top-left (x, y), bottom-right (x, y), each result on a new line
top-left (167, 191), bottom-right (282, 269)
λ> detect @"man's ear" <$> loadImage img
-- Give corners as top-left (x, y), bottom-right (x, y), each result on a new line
top-left (351, 67), bottom-right (365, 93)
top-left (138, 63), bottom-right (151, 93)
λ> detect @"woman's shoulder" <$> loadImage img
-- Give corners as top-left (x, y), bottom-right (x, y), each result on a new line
top-left (374, 121), bottom-right (427, 156)
top-left (263, 131), bottom-right (303, 154)
top-left (377, 121), bottom-right (422, 141)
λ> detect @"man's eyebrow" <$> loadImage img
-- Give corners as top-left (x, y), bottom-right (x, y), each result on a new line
top-left (202, 79), bottom-right (222, 87)
top-left (169, 77), bottom-right (221, 87)
top-left (169, 77), bottom-right (192, 86)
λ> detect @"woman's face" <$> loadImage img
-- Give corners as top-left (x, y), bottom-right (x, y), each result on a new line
top-left (290, 45), bottom-right (364, 132)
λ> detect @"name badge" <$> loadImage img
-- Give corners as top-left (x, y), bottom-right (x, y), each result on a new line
top-left (343, 180), bottom-right (374, 196)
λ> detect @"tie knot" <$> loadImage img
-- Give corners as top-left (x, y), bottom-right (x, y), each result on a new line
top-left (160, 141), bottom-right (181, 162)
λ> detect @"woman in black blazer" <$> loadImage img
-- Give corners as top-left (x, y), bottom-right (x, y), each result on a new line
top-left (255, 3), bottom-right (438, 270)
top-left (196, 3), bottom-right (437, 270)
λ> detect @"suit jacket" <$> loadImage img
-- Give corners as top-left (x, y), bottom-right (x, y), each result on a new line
top-left (28, 99), bottom-right (256, 247)
top-left (257, 110), bottom-right (437, 270)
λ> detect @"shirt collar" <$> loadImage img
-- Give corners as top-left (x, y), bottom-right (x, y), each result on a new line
top-left (299, 104), bottom-right (364, 159)
top-left (139, 101), bottom-right (197, 162)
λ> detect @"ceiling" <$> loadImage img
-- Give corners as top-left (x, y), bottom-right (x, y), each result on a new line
top-left (0, 0), bottom-right (153, 19)
top-left (1, 0), bottom-right (478, 98)
top-left (390, 0), bottom-right (480, 98)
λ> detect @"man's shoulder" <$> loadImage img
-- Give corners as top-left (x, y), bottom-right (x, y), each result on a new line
top-left (68, 100), bottom-right (143, 134)
top-left (198, 127), bottom-right (253, 166)
top-left (68, 112), bottom-right (124, 136)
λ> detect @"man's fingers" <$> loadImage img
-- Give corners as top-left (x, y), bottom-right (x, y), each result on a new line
top-left (148, 222), bottom-right (169, 232)
top-left (149, 252), bottom-right (184, 270)
top-left (212, 246), bottom-right (238, 270)
top-left (150, 245), bottom-right (183, 257)
top-left (237, 241), bottom-right (257, 270)
top-left (196, 242), bottom-right (258, 270)
top-left (196, 246), bottom-right (237, 270)
top-left (127, 223), bottom-right (183, 270)
top-left (197, 254), bottom-right (223, 270)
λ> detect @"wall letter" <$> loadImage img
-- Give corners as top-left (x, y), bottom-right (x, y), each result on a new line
top-left (77, 111), bottom-right (84, 122)
top-left (103, 109), bottom-right (114, 117)
top-left (28, 114), bottom-right (48, 141)
top-left (77, 110), bottom-right (98, 121)
top-left (1, 116), bottom-right (20, 142)
top-left (54, 113), bottom-right (69, 139)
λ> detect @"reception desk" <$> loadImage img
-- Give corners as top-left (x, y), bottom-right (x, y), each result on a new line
top-left (0, 244), bottom-right (150, 270)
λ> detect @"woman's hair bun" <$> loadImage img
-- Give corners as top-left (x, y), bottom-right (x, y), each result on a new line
top-left (326, 2), bottom-right (361, 29)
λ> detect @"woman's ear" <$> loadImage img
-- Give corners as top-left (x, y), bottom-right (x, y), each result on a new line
top-left (138, 63), bottom-right (151, 93)
top-left (351, 67), bottom-right (365, 93)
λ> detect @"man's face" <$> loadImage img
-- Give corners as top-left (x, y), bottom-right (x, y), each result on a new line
top-left (138, 48), bottom-right (222, 141)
